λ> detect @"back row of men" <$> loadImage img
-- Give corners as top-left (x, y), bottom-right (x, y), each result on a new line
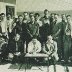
top-left (0, 9), bottom-right (72, 62)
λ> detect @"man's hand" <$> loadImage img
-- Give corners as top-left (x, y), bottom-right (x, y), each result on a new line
top-left (15, 52), bottom-right (21, 56)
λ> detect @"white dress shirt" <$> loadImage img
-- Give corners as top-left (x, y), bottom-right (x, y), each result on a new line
top-left (6, 19), bottom-right (13, 33)
top-left (28, 40), bottom-right (41, 53)
top-left (1, 19), bottom-right (7, 33)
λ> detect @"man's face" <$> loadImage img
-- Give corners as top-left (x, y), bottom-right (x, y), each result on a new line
top-left (32, 39), bottom-right (37, 45)
top-left (62, 15), bottom-right (66, 21)
top-left (44, 11), bottom-right (49, 16)
top-left (67, 16), bottom-right (71, 23)
top-left (51, 14), bottom-right (55, 19)
top-left (47, 36), bottom-right (52, 42)
top-left (18, 16), bottom-right (23, 22)
top-left (1, 15), bottom-right (5, 20)
top-left (24, 13), bottom-right (28, 20)
top-left (54, 15), bottom-right (58, 21)
top-left (30, 16), bottom-right (34, 22)
top-left (15, 34), bottom-right (20, 41)
top-left (7, 15), bottom-right (11, 20)
top-left (35, 15), bottom-right (39, 21)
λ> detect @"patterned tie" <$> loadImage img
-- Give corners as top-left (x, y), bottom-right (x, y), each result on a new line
top-left (66, 23), bottom-right (71, 33)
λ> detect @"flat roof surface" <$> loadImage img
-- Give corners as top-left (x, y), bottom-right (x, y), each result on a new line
top-left (0, 0), bottom-right (16, 4)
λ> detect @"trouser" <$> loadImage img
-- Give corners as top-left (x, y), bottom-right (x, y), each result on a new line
top-left (44, 53), bottom-right (59, 62)
top-left (1, 43), bottom-right (8, 60)
top-left (57, 37), bottom-right (64, 60)
top-left (63, 35), bottom-right (71, 61)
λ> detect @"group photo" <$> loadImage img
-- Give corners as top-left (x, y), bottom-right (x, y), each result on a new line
top-left (0, 0), bottom-right (72, 72)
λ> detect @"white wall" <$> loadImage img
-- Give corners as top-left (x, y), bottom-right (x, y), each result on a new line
top-left (0, 2), bottom-right (17, 16)
top-left (16, 0), bottom-right (72, 12)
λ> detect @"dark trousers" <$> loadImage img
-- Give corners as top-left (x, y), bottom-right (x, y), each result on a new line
top-left (63, 35), bottom-right (71, 61)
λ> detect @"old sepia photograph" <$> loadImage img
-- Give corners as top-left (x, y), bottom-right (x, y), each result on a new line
top-left (0, 0), bottom-right (72, 72)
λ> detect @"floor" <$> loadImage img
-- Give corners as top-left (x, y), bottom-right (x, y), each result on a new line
top-left (0, 61), bottom-right (72, 72)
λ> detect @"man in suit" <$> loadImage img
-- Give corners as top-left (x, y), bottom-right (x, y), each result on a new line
top-left (43, 35), bottom-right (59, 62)
top-left (27, 38), bottom-right (41, 63)
top-left (27, 13), bottom-right (39, 41)
top-left (7, 34), bottom-right (24, 63)
top-left (63, 15), bottom-right (72, 62)
top-left (23, 12), bottom-right (29, 23)
top-left (0, 13), bottom-right (8, 39)
top-left (40, 9), bottom-right (50, 43)
top-left (27, 38), bottom-right (41, 53)
top-left (41, 9), bottom-right (50, 21)
top-left (12, 15), bottom-right (24, 40)
top-left (6, 13), bottom-right (13, 40)
top-left (50, 13), bottom-right (55, 35)
top-left (58, 14), bottom-right (67, 60)
top-left (34, 13), bottom-right (42, 27)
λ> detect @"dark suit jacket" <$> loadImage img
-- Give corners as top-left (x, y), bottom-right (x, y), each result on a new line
top-left (27, 21), bottom-right (39, 38)
top-left (8, 39), bottom-right (24, 53)
top-left (12, 21), bottom-right (23, 38)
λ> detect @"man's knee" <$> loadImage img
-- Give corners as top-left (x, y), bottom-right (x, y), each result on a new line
top-left (54, 55), bottom-right (59, 61)
top-left (44, 58), bottom-right (48, 61)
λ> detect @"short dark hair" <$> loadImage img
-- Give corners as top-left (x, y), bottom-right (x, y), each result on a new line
top-left (66, 15), bottom-right (71, 18)
top-left (50, 13), bottom-right (55, 16)
top-left (44, 9), bottom-right (49, 13)
top-left (18, 15), bottom-right (23, 18)
top-left (29, 12), bottom-right (34, 17)
top-left (34, 13), bottom-right (40, 17)
top-left (61, 14), bottom-right (66, 17)
top-left (54, 13), bottom-right (59, 16)
top-left (1, 13), bottom-right (5, 16)
top-left (23, 12), bottom-right (28, 15)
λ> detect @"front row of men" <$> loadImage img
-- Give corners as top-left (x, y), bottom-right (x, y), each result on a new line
top-left (0, 33), bottom-right (59, 63)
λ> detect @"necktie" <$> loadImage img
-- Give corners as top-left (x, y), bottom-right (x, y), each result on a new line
top-left (33, 44), bottom-right (36, 52)
top-left (66, 24), bottom-right (71, 33)
top-left (16, 42), bottom-right (18, 52)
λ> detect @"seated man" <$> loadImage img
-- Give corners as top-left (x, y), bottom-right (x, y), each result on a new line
top-left (27, 38), bottom-right (41, 54)
top-left (43, 35), bottom-right (59, 63)
top-left (7, 33), bottom-right (24, 62)
top-left (0, 37), bottom-right (8, 61)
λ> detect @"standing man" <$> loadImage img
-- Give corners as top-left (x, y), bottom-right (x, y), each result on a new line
top-left (34, 13), bottom-right (42, 27)
top-left (34, 13), bottom-right (42, 42)
top-left (59, 14), bottom-right (67, 60)
top-left (27, 13), bottom-right (39, 41)
top-left (41, 9), bottom-right (50, 21)
top-left (40, 9), bottom-right (50, 43)
top-left (23, 12), bottom-right (29, 23)
top-left (12, 15), bottom-right (24, 40)
top-left (63, 15), bottom-right (72, 62)
top-left (52, 14), bottom-right (61, 38)
top-left (6, 13), bottom-right (13, 33)
top-left (0, 13), bottom-right (8, 38)
top-left (50, 13), bottom-right (55, 35)
top-left (52, 14), bottom-right (63, 60)
top-left (6, 13), bottom-right (13, 40)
